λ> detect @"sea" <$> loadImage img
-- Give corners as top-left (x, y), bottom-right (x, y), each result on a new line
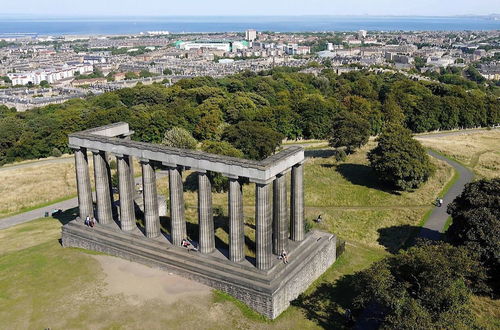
top-left (0, 16), bottom-right (499, 37)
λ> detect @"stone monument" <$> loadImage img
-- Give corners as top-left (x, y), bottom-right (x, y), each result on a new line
top-left (62, 122), bottom-right (337, 319)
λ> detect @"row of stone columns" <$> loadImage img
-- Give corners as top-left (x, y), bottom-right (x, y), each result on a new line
top-left (73, 147), bottom-right (305, 271)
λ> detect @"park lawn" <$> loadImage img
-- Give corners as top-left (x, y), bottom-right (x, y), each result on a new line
top-left (0, 217), bottom-right (384, 330)
top-left (417, 129), bottom-right (500, 179)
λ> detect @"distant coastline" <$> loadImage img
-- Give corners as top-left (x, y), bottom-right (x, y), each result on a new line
top-left (0, 15), bottom-right (498, 36)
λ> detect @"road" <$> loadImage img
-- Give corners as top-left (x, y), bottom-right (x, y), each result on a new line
top-left (419, 150), bottom-right (474, 240)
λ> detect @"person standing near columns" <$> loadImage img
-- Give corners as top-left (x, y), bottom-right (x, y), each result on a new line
top-left (228, 176), bottom-right (244, 262)
top-left (73, 147), bottom-right (94, 220)
top-left (169, 165), bottom-right (186, 246)
top-left (92, 150), bottom-right (113, 225)
top-left (116, 154), bottom-right (136, 231)
top-left (198, 171), bottom-right (215, 254)
top-left (291, 162), bottom-right (305, 242)
top-left (255, 181), bottom-right (273, 270)
top-left (141, 159), bottom-right (160, 238)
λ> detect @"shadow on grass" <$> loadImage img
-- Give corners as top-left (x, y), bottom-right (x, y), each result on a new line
top-left (305, 149), bottom-right (337, 158)
top-left (377, 225), bottom-right (441, 253)
top-left (336, 163), bottom-right (399, 195)
top-left (292, 274), bottom-right (357, 329)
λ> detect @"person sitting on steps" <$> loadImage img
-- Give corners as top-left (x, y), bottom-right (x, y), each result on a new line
top-left (281, 249), bottom-right (289, 264)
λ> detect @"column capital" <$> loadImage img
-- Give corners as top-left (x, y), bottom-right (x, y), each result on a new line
top-left (195, 169), bottom-right (207, 174)
top-left (69, 144), bottom-right (83, 151)
top-left (89, 148), bottom-right (102, 155)
top-left (224, 174), bottom-right (240, 180)
top-left (277, 168), bottom-right (291, 177)
top-left (293, 160), bottom-right (306, 167)
top-left (113, 153), bottom-right (125, 159)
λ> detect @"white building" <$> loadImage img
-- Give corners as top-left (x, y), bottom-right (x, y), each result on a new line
top-left (7, 64), bottom-right (93, 86)
top-left (245, 29), bottom-right (257, 42)
top-left (358, 30), bottom-right (367, 39)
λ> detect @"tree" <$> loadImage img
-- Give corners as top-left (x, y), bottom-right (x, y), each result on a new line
top-left (329, 112), bottom-right (370, 153)
top-left (222, 121), bottom-right (283, 160)
top-left (447, 178), bottom-right (500, 293)
top-left (201, 141), bottom-right (244, 192)
top-left (162, 127), bottom-right (197, 150)
top-left (39, 80), bottom-right (50, 88)
top-left (352, 242), bottom-right (484, 329)
top-left (368, 124), bottom-right (435, 191)
top-left (125, 72), bottom-right (139, 80)
top-left (162, 68), bottom-right (173, 75)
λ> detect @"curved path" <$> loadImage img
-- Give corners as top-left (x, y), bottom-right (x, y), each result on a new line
top-left (419, 150), bottom-right (474, 240)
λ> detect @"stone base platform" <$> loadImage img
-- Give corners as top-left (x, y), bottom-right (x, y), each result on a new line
top-left (61, 219), bottom-right (337, 319)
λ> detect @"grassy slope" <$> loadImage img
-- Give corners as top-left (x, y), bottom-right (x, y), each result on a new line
top-left (2, 138), bottom-right (497, 328)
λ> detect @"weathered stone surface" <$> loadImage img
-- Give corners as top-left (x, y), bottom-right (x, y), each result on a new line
top-left (290, 163), bottom-right (305, 242)
top-left (117, 155), bottom-right (136, 231)
top-left (229, 178), bottom-right (244, 262)
top-left (273, 173), bottom-right (289, 254)
top-left (92, 150), bottom-right (113, 225)
top-left (74, 147), bottom-right (93, 220)
top-left (169, 166), bottom-right (186, 246)
top-left (62, 220), bottom-right (336, 319)
top-left (141, 160), bottom-right (160, 238)
top-left (198, 172), bottom-right (215, 254)
top-left (256, 183), bottom-right (272, 270)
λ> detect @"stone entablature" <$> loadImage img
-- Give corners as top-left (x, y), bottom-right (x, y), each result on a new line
top-left (69, 122), bottom-right (304, 184)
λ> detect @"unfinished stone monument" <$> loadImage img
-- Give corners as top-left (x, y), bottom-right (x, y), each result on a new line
top-left (62, 122), bottom-right (337, 319)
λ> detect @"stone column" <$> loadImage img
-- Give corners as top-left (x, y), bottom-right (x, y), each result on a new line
top-left (141, 159), bottom-right (160, 238)
top-left (117, 155), bottom-right (135, 231)
top-left (290, 162), bottom-right (305, 242)
top-left (74, 147), bottom-right (94, 220)
top-left (169, 166), bottom-right (186, 246)
top-left (198, 171), bottom-right (214, 254)
top-left (229, 177), bottom-right (244, 262)
top-left (273, 172), bottom-right (289, 254)
top-left (255, 182), bottom-right (272, 270)
top-left (92, 150), bottom-right (113, 225)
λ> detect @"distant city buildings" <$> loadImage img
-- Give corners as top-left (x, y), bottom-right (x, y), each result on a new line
top-left (245, 29), bottom-right (257, 42)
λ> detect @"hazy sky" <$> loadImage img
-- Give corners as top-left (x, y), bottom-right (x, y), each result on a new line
top-left (1, 0), bottom-right (499, 17)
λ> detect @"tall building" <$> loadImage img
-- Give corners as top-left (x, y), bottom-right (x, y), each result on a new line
top-left (358, 30), bottom-right (367, 39)
top-left (245, 29), bottom-right (257, 42)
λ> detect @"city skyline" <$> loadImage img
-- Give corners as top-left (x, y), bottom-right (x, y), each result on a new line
top-left (1, 0), bottom-right (500, 17)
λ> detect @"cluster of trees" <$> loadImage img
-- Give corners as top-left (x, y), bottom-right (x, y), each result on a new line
top-left (349, 178), bottom-right (499, 328)
top-left (0, 68), bottom-right (498, 166)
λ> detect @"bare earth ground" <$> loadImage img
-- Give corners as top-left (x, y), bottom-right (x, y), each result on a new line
top-left (417, 129), bottom-right (500, 179)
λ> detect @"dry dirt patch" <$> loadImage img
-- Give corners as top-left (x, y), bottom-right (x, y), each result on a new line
top-left (92, 255), bottom-right (211, 306)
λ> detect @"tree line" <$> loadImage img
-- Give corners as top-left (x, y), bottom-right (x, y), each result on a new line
top-left (0, 68), bottom-right (498, 166)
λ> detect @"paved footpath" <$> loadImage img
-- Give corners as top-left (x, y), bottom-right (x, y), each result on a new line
top-left (419, 150), bottom-right (474, 240)
top-left (0, 172), bottom-right (167, 230)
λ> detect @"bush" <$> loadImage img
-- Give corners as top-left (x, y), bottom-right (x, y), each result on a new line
top-left (352, 242), bottom-right (485, 329)
top-left (447, 178), bottom-right (500, 293)
top-left (51, 148), bottom-right (62, 158)
top-left (329, 112), bottom-right (370, 153)
top-left (368, 124), bottom-right (435, 191)
top-left (334, 149), bottom-right (347, 162)
top-left (162, 127), bottom-right (197, 150)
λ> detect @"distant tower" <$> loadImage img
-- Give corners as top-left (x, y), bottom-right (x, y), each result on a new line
top-left (327, 43), bottom-right (334, 51)
top-left (245, 29), bottom-right (257, 42)
top-left (358, 30), bottom-right (367, 39)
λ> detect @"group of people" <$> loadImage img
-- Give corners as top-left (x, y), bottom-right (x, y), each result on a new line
top-left (84, 215), bottom-right (97, 227)
top-left (280, 249), bottom-right (289, 264)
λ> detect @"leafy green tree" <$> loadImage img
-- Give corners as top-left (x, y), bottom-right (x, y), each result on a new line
top-left (162, 68), bottom-right (173, 75)
top-left (39, 80), bottom-right (50, 88)
top-left (447, 178), bottom-right (500, 293)
top-left (352, 242), bottom-right (484, 329)
top-left (201, 141), bottom-right (244, 192)
top-left (222, 121), bottom-right (283, 160)
top-left (329, 112), bottom-right (370, 153)
top-left (125, 72), bottom-right (139, 80)
top-left (162, 127), bottom-right (197, 149)
top-left (368, 124), bottom-right (434, 191)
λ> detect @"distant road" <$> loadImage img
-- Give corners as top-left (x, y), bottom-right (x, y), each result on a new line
top-left (0, 155), bottom-right (74, 172)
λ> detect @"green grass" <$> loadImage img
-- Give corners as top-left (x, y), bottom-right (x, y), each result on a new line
top-left (442, 216), bottom-right (453, 233)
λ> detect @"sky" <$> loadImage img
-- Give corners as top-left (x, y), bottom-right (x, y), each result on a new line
top-left (1, 0), bottom-right (499, 17)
